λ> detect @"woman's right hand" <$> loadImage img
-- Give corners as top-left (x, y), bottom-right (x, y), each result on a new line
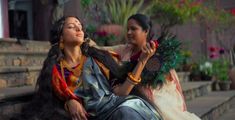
top-left (139, 41), bottom-right (156, 63)
top-left (66, 99), bottom-right (88, 120)
top-left (88, 38), bottom-right (97, 47)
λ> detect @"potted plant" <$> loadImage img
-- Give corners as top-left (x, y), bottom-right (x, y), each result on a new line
top-left (199, 61), bottom-right (213, 81)
top-left (189, 62), bottom-right (201, 81)
top-left (177, 50), bottom-right (192, 82)
top-left (213, 60), bottom-right (231, 91)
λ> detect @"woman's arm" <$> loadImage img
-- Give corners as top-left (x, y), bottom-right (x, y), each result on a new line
top-left (113, 41), bottom-right (156, 96)
top-left (89, 39), bottom-right (129, 55)
top-left (51, 66), bottom-right (87, 120)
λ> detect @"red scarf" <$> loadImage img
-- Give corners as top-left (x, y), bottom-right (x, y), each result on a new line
top-left (51, 65), bottom-right (82, 103)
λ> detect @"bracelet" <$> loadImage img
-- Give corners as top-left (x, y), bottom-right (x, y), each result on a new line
top-left (126, 78), bottom-right (139, 85)
top-left (127, 72), bottom-right (141, 83)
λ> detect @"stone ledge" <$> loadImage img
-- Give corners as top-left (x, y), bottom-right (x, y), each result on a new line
top-left (0, 38), bottom-right (49, 45)
top-left (0, 66), bottom-right (41, 88)
top-left (0, 66), bottom-right (41, 74)
top-left (187, 90), bottom-right (235, 120)
top-left (0, 51), bottom-right (47, 55)
top-left (177, 72), bottom-right (190, 82)
top-left (0, 86), bottom-right (34, 119)
top-left (0, 38), bottom-right (50, 53)
top-left (182, 81), bottom-right (212, 101)
top-left (0, 52), bottom-right (46, 67)
top-left (0, 86), bottom-right (35, 102)
top-left (218, 107), bottom-right (235, 120)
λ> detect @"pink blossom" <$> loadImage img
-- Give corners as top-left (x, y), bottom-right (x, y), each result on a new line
top-left (209, 52), bottom-right (218, 59)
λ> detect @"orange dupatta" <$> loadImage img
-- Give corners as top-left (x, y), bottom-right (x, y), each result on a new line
top-left (51, 65), bottom-right (82, 103)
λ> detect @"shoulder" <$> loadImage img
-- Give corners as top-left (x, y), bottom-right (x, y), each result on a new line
top-left (83, 57), bottom-right (110, 79)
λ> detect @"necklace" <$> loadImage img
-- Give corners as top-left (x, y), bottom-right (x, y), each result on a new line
top-left (60, 55), bottom-right (86, 88)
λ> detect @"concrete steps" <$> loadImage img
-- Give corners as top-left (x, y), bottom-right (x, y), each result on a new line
top-left (181, 81), bottom-right (235, 120)
top-left (182, 81), bottom-right (212, 101)
top-left (0, 86), bottom-right (35, 120)
top-left (216, 98), bottom-right (235, 120)
top-left (0, 66), bottom-right (41, 88)
top-left (0, 38), bottom-right (49, 52)
top-left (0, 39), bottom-right (48, 88)
top-left (187, 91), bottom-right (235, 120)
top-left (217, 108), bottom-right (235, 120)
top-left (0, 51), bottom-right (47, 67)
top-left (0, 86), bottom-right (35, 102)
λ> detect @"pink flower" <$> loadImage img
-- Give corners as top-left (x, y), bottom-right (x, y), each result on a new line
top-left (209, 52), bottom-right (218, 59)
top-left (96, 31), bottom-right (108, 37)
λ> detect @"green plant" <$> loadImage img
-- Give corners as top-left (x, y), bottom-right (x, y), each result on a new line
top-left (213, 59), bottom-right (229, 81)
top-left (106, 0), bottom-right (144, 27)
top-left (85, 24), bottom-right (97, 37)
top-left (181, 50), bottom-right (192, 64)
top-left (80, 0), bottom-right (93, 8)
top-left (146, 0), bottom-right (201, 31)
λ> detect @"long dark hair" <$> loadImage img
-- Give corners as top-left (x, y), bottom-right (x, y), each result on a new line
top-left (128, 13), bottom-right (155, 41)
top-left (11, 17), bottom-right (70, 120)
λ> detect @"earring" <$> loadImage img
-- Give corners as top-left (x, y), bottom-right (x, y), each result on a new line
top-left (59, 41), bottom-right (64, 50)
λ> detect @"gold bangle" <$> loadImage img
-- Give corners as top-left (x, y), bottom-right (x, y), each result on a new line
top-left (127, 72), bottom-right (141, 83)
top-left (126, 78), bottom-right (139, 85)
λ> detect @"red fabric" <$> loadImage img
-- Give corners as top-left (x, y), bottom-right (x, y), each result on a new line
top-left (170, 70), bottom-right (187, 111)
top-left (51, 65), bottom-right (82, 103)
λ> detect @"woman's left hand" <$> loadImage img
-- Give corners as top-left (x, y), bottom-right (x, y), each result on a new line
top-left (139, 41), bottom-right (156, 63)
top-left (66, 99), bottom-right (88, 120)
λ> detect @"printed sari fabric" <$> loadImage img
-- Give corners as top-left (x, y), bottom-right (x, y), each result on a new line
top-left (51, 57), bottom-right (162, 120)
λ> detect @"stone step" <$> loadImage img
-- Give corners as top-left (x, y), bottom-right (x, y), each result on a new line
top-left (0, 83), bottom-right (232, 120)
top-left (0, 38), bottom-right (49, 52)
top-left (182, 81), bottom-right (212, 101)
top-left (217, 108), bottom-right (235, 120)
top-left (177, 72), bottom-right (190, 82)
top-left (187, 90), bottom-right (235, 120)
top-left (0, 86), bottom-right (35, 102)
top-left (0, 51), bottom-right (47, 67)
top-left (0, 86), bottom-right (35, 120)
top-left (216, 98), bottom-right (235, 120)
top-left (0, 66), bottom-right (41, 88)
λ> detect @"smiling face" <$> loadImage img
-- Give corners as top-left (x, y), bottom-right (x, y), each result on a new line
top-left (127, 19), bottom-right (148, 48)
top-left (60, 17), bottom-right (84, 47)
